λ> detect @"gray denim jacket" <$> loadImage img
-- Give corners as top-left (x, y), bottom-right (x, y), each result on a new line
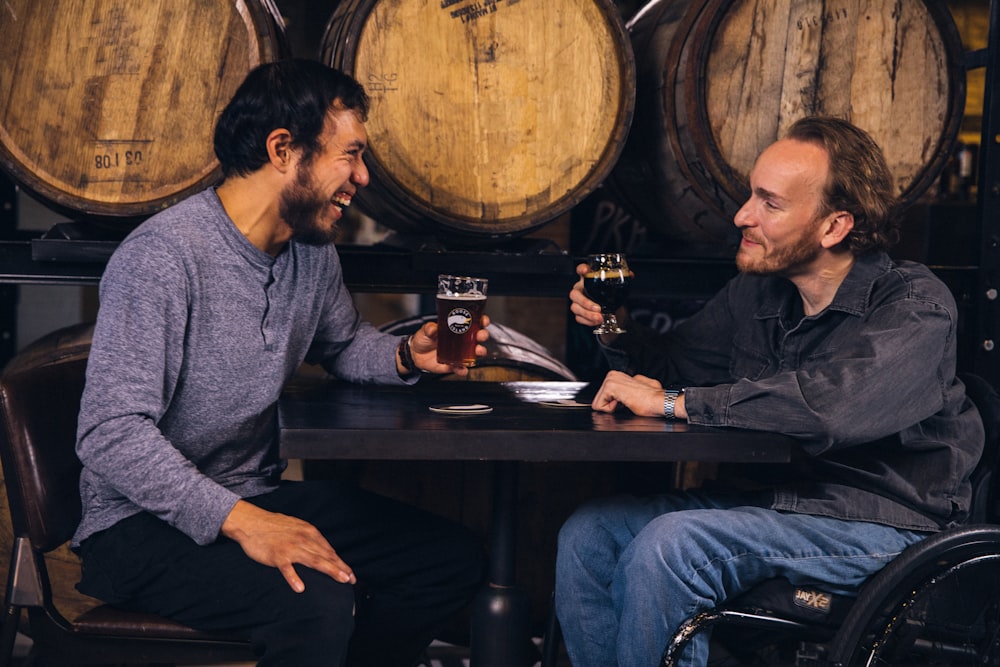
top-left (608, 252), bottom-right (984, 531)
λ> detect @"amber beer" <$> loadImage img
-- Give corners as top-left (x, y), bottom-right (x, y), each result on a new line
top-left (436, 275), bottom-right (488, 366)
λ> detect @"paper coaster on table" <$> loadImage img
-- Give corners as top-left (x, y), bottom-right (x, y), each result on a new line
top-left (429, 404), bottom-right (493, 415)
top-left (538, 399), bottom-right (592, 409)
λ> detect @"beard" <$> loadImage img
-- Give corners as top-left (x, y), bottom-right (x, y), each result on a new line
top-left (279, 162), bottom-right (340, 247)
top-left (736, 225), bottom-right (821, 276)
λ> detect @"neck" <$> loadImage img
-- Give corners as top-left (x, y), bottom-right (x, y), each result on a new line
top-left (788, 251), bottom-right (856, 316)
top-left (216, 175), bottom-right (291, 256)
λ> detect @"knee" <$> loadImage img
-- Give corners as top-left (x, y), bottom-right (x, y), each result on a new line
top-left (616, 512), bottom-right (729, 602)
top-left (557, 496), bottom-right (628, 556)
top-left (267, 570), bottom-right (356, 635)
top-left (622, 512), bottom-right (706, 568)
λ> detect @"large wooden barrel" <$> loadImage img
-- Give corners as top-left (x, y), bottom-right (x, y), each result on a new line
top-left (0, 0), bottom-right (286, 221)
top-left (321, 0), bottom-right (635, 245)
top-left (610, 0), bottom-right (966, 247)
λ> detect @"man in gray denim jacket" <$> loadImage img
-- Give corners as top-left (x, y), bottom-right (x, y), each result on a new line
top-left (556, 117), bottom-right (985, 667)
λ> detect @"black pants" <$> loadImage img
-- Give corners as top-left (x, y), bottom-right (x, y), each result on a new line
top-left (77, 480), bottom-right (487, 667)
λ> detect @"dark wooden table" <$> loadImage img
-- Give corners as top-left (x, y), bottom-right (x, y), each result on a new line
top-left (278, 379), bottom-right (796, 667)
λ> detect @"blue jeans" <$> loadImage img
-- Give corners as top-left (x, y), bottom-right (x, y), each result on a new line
top-left (554, 490), bottom-right (927, 667)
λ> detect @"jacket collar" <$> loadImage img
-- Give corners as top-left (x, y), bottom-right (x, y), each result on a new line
top-left (755, 251), bottom-right (892, 321)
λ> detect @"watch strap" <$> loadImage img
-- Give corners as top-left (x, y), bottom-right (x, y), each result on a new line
top-left (663, 388), bottom-right (684, 419)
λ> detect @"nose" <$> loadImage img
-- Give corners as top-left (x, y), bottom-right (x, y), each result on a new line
top-left (734, 199), bottom-right (752, 229)
top-left (352, 156), bottom-right (370, 188)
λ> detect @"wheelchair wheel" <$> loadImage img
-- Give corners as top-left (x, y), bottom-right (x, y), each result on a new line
top-left (832, 528), bottom-right (1000, 666)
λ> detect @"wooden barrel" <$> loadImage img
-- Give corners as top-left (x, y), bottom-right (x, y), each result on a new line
top-left (320, 0), bottom-right (635, 245)
top-left (0, 0), bottom-right (286, 221)
top-left (610, 0), bottom-right (966, 247)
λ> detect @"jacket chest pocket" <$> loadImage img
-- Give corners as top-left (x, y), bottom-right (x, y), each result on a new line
top-left (729, 340), bottom-right (772, 381)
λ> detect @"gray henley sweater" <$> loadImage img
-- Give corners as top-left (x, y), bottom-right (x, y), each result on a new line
top-left (72, 189), bottom-right (410, 548)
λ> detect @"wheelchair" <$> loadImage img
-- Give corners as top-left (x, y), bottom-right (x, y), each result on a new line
top-left (660, 373), bottom-right (1000, 666)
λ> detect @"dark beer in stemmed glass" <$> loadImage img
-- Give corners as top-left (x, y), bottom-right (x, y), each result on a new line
top-left (583, 253), bottom-right (632, 335)
top-left (436, 274), bottom-right (488, 366)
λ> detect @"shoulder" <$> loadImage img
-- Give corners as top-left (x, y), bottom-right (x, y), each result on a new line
top-left (881, 258), bottom-right (955, 305)
top-left (856, 256), bottom-right (959, 325)
top-left (108, 190), bottom-right (224, 275)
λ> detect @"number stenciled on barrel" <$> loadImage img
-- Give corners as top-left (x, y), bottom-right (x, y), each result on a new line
top-left (367, 73), bottom-right (399, 94)
top-left (796, 7), bottom-right (848, 31)
top-left (93, 150), bottom-right (145, 169)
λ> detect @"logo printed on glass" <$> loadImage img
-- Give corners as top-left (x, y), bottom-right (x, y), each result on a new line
top-left (447, 308), bottom-right (473, 334)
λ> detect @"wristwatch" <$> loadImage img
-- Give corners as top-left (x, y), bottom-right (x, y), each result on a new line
top-left (663, 388), bottom-right (684, 420)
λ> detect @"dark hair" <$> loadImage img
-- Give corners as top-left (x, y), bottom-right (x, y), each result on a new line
top-left (784, 116), bottom-right (900, 253)
top-left (213, 59), bottom-right (370, 178)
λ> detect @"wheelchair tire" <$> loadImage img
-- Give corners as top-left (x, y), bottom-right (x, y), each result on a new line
top-left (828, 525), bottom-right (1000, 666)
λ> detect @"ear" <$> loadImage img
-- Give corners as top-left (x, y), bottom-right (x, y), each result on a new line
top-left (265, 129), bottom-right (295, 172)
top-left (819, 211), bottom-right (854, 249)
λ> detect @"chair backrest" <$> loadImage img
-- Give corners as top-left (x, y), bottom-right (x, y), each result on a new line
top-left (958, 372), bottom-right (1000, 524)
top-left (0, 323), bottom-right (94, 554)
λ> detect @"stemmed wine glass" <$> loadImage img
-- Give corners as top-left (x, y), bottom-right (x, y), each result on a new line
top-left (583, 253), bottom-right (632, 335)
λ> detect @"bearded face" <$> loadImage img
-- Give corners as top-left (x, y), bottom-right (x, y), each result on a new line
top-left (735, 216), bottom-right (823, 277)
top-left (733, 139), bottom-right (835, 278)
top-left (278, 157), bottom-right (341, 247)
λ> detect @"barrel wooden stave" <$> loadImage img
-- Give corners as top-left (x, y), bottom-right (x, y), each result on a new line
top-left (613, 0), bottom-right (965, 246)
top-left (322, 0), bottom-right (635, 243)
top-left (0, 0), bottom-right (285, 220)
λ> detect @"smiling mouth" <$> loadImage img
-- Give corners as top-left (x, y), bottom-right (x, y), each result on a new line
top-left (331, 192), bottom-right (352, 212)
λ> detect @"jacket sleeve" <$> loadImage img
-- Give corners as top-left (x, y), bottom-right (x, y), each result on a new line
top-left (685, 297), bottom-right (957, 452)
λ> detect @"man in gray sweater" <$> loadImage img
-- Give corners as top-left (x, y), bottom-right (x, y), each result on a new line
top-left (71, 59), bottom-right (488, 666)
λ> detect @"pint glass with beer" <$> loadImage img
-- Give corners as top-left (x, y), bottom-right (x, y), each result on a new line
top-left (436, 274), bottom-right (488, 366)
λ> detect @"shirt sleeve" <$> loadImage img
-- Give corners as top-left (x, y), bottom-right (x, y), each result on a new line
top-left (76, 236), bottom-right (240, 545)
top-left (304, 247), bottom-right (416, 385)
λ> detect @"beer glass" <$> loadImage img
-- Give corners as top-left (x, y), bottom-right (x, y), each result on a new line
top-left (436, 274), bottom-right (488, 366)
top-left (583, 253), bottom-right (632, 334)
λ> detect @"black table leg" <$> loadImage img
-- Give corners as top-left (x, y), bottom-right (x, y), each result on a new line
top-left (470, 460), bottom-right (534, 667)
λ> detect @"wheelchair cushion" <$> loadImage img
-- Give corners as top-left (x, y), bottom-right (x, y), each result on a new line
top-left (726, 577), bottom-right (854, 628)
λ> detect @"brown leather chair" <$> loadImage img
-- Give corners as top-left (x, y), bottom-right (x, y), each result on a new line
top-left (0, 323), bottom-right (255, 666)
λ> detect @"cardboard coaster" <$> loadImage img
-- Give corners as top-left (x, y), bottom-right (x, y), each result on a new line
top-left (429, 404), bottom-right (493, 415)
